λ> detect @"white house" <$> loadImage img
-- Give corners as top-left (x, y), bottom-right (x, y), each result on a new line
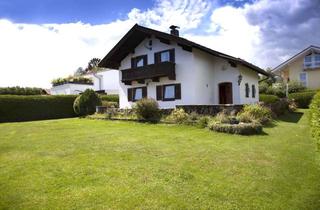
top-left (98, 24), bottom-right (269, 109)
top-left (86, 70), bottom-right (120, 94)
top-left (50, 83), bottom-right (94, 95)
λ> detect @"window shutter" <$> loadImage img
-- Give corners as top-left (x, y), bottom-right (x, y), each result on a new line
top-left (252, 85), bottom-right (256, 98)
top-left (245, 83), bottom-right (250, 98)
top-left (156, 85), bottom-right (163, 101)
top-left (169, 49), bottom-right (175, 63)
top-left (131, 58), bottom-right (135, 68)
top-left (154, 52), bottom-right (160, 64)
top-left (175, 83), bottom-right (181, 99)
top-left (128, 88), bottom-right (133, 101)
top-left (142, 86), bottom-right (147, 98)
top-left (143, 55), bottom-right (148, 66)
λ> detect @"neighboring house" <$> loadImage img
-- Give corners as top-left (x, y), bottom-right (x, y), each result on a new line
top-left (98, 24), bottom-right (269, 109)
top-left (272, 45), bottom-right (320, 90)
top-left (86, 70), bottom-right (120, 95)
top-left (50, 83), bottom-right (94, 95)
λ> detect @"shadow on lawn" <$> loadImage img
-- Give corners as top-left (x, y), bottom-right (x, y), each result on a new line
top-left (277, 111), bottom-right (304, 123)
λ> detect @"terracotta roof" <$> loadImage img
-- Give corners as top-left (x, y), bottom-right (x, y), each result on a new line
top-left (99, 24), bottom-right (269, 76)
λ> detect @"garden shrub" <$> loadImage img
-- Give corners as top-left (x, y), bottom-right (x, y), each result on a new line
top-left (100, 94), bottom-right (119, 103)
top-left (288, 91), bottom-right (316, 108)
top-left (101, 101), bottom-right (118, 108)
top-left (208, 121), bottom-right (263, 135)
top-left (288, 81), bottom-right (306, 93)
top-left (310, 91), bottom-right (320, 149)
top-left (0, 95), bottom-right (77, 122)
top-left (214, 110), bottom-right (231, 124)
top-left (197, 116), bottom-right (210, 128)
top-left (166, 108), bottom-right (189, 124)
top-left (259, 94), bottom-right (279, 104)
top-left (237, 104), bottom-right (272, 124)
top-left (73, 89), bottom-right (102, 116)
top-left (0, 86), bottom-right (46, 95)
top-left (133, 98), bottom-right (161, 122)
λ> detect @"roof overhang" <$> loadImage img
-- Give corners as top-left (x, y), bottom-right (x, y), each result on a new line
top-left (98, 24), bottom-right (270, 76)
top-left (272, 45), bottom-right (320, 73)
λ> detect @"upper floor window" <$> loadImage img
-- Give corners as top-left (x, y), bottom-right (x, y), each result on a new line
top-left (131, 55), bottom-right (147, 68)
top-left (155, 49), bottom-right (175, 64)
top-left (304, 53), bottom-right (320, 69)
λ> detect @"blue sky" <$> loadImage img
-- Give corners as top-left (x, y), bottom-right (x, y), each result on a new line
top-left (0, 0), bottom-right (253, 24)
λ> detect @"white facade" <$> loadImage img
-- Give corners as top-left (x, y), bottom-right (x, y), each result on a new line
top-left (86, 70), bottom-right (119, 94)
top-left (118, 36), bottom-right (260, 109)
top-left (50, 83), bottom-right (94, 95)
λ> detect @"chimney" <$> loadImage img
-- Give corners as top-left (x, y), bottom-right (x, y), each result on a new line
top-left (170, 25), bottom-right (180, 36)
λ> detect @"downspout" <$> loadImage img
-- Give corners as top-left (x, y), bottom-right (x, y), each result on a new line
top-left (92, 73), bottom-right (103, 90)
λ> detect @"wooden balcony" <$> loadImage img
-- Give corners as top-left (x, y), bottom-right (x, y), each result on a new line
top-left (121, 61), bottom-right (176, 85)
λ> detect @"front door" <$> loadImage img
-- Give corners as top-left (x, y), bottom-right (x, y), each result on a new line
top-left (219, 82), bottom-right (233, 104)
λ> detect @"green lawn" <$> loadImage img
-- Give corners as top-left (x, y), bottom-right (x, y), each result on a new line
top-left (0, 110), bottom-right (319, 209)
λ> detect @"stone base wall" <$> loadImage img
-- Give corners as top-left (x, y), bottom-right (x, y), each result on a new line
top-left (96, 105), bottom-right (243, 116)
top-left (176, 105), bottom-right (243, 116)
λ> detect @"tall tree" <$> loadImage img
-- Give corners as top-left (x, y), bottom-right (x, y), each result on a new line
top-left (74, 67), bottom-right (86, 76)
top-left (86, 58), bottom-right (101, 73)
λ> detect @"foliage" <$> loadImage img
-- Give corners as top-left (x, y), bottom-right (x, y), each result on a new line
top-left (267, 99), bottom-right (289, 116)
top-left (166, 108), bottom-right (189, 124)
top-left (208, 121), bottom-right (263, 135)
top-left (100, 94), bottom-right (119, 103)
top-left (73, 89), bottom-right (102, 116)
top-left (237, 104), bottom-right (272, 124)
top-left (133, 98), bottom-right (161, 122)
top-left (74, 67), bottom-right (86, 76)
top-left (0, 95), bottom-right (77, 122)
top-left (288, 81), bottom-right (306, 93)
top-left (259, 80), bottom-right (306, 97)
top-left (310, 91), bottom-right (320, 149)
top-left (259, 94), bottom-right (279, 104)
top-left (214, 110), bottom-right (231, 124)
top-left (51, 76), bottom-right (93, 86)
top-left (197, 116), bottom-right (210, 128)
top-left (0, 86), bottom-right (46, 95)
top-left (288, 91), bottom-right (317, 108)
top-left (85, 58), bottom-right (101, 73)
top-left (101, 101), bottom-right (118, 108)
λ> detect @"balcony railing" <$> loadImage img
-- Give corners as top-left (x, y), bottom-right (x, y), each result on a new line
top-left (303, 62), bottom-right (320, 69)
top-left (121, 61), bottom-right (176, 85)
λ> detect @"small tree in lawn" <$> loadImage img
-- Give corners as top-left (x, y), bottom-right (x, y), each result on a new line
top-left (73, 89), bottom-right (102, 116)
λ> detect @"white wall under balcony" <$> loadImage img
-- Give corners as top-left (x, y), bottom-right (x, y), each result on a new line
top-left (50, 83), bottom-right (93, 95)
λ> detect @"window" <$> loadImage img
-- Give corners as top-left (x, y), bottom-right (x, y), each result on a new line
top-left (252, 84), bottom-right (256, 98)
top-left (155, 49), bottom-right (175, 64)
top-left (156, 84), bottom-right (181, 101)
top-left (127, 87), bottom-right (147, 102)
top-left (134, 88), bottom-right (143, 101)
top-left (131, 55), bottom-right (147, 68)
top-left (245, 83), bottom-right (250, 98)
top-left (164, 85), bottom-right (175, 100)
top-left (300, 72), bottom-right (307, 87)
top-left (315, 54), bottom-right (320, 66)
top-left (160, 51), bottom-right (170, 62)
top-left (304, 55), bottom-right (312, 68)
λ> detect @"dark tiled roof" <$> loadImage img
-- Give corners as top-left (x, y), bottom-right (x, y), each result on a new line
top-left (99, 24), bottom-right (269, 76)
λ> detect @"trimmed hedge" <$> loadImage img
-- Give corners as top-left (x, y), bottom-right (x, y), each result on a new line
top-left (209, 122), bottom-right (263, 135)
top-left (100, 94), bottom-right (119, 103)
top-left (0, 95), bottom-right (77, 122)
top-left (289, 91), bottom-right (317, 108)
top-left (259, 94), bottom-right (279, 104)
top-left (0, 86), bottom-right (46, 95)
top-left (310, 91), bottom-right (320, 149)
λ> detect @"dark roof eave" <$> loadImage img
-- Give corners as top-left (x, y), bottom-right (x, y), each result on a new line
top-left (98, 24), bottom-right (269, 76)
